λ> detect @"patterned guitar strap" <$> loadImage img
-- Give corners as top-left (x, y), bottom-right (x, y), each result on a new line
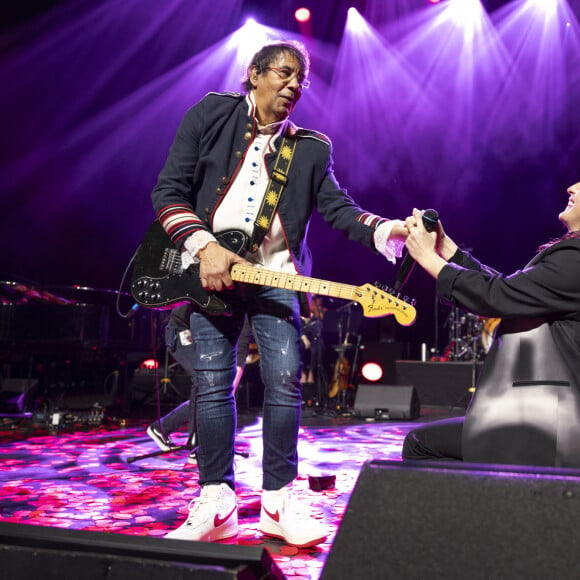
top-left (249, 134), bottom-right (297, 253)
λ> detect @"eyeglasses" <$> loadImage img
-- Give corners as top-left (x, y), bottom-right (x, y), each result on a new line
top-left (265, 66), bottom-right (310, 89)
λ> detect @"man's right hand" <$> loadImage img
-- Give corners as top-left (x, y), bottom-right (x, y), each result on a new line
top-left (198, 242), bottom-right (249, 291)
top-left (389, 221), bottom-right (409, 242)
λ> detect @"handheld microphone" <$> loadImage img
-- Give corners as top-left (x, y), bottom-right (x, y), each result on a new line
top-left (393, 209), bottom-right (439, 292)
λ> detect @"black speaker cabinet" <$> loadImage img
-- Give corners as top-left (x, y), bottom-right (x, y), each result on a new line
top-left (0, 522), bottom-right (284, 580)
top-left (353, 384), bottom-right (420, 420)
top-left (395, 360), bottom-right (483, 408)
top-left (322, 460), bottom-right (580, 579)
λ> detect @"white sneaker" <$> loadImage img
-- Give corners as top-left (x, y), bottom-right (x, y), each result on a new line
top-left (165, 483), bottom-right (238, 542)
top-left (260, 484), bottom-right (327, 548)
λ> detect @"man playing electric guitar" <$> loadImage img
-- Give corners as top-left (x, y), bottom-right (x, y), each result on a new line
top-left (149, 41), bottom-right (408, 547)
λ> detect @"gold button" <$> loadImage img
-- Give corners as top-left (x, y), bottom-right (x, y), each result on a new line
top-left (215, 187), bottom-right (222, 195)
top-left (246, 123), bottom-right (253, 130)
top-left (244, 132), bottom-right (252, 140)
top-left (205, 207), bottom-right (210, 213)
top-left (221, 176), bottom-right (230, 185)
top-left (234, 151), bottom-right (242, 158)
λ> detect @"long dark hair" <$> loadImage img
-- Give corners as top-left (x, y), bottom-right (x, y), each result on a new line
top-left (537, 230), bottom-right (580, 253)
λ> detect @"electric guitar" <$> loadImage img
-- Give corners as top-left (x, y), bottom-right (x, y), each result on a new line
top-left (131, 221), bottom-right (416, 326)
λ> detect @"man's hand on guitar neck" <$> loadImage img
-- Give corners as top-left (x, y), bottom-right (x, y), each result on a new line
top-left (198, 242), bottom-right (250, 292)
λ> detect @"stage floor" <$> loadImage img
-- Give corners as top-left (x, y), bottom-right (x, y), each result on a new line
top-left (0, 403), bottom-right (460, 579)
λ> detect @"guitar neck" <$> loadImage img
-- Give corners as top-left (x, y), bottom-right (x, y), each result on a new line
top-left (231, 265), bottom-right (358, 301)
top-left (229, 263), bottom-right (417, 326)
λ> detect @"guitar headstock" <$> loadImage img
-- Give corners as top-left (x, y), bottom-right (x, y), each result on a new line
top-left (353, 283), bottom-right (416, 326)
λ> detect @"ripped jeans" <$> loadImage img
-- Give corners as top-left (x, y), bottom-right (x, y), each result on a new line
top-left (189, 284), bottom-right (303, 491)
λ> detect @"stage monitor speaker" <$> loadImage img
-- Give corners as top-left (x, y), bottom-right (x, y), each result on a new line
top-left (322, 460), bottom-right (580, 580)
top-left (353, 384), bottom-right (419, 420)
top-left (0, 521), bottom-right (284, 580)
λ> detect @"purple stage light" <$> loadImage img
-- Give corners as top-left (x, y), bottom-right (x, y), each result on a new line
top-left (346, 6), bottom-right (370, 34)
top-left (447, 0), bottom-right (485, 25)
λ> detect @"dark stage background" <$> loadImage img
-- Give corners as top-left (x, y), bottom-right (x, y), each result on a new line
top-left (1, 0), bottom-right (579, 356)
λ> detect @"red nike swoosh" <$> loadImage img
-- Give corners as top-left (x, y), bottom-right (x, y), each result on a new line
top-left (263, 506), bottom-right (280, 522)
top-left (214, 506), bottom-right (236, 528)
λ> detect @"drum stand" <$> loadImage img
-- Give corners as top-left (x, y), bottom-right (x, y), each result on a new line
top-left (446, 307), bottom-right (482, 362)
top-left (446, 307), bottom-right (482, 408)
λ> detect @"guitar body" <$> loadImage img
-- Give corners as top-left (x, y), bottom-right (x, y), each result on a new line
top-left (131, 221), bottom-right (248, 315)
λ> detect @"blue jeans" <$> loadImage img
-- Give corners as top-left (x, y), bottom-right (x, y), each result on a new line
top-left (189, 285), bottom-right (303, 490)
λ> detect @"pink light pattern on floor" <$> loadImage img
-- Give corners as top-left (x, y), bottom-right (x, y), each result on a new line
top-left (0, 416), bottom-right (416, 579)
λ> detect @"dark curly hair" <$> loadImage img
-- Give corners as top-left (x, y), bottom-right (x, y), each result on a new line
top-left (242, 40), bottom-right (310, 93)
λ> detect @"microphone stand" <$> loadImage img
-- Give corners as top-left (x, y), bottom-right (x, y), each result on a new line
top-left (126, 346), bottom-right (198, 464)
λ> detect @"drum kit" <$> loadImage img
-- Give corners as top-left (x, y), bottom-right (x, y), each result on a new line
top-left (444, 306), bottom-right (499, 362)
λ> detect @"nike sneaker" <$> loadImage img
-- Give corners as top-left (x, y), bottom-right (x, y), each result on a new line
top-left (260, 483), bottom-right (327, 548)
top-left (165, 483), bottom-right (238, 542)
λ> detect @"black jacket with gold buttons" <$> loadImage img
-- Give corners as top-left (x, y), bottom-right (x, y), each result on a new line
top-left (151, 92), bottom-right (387, 276)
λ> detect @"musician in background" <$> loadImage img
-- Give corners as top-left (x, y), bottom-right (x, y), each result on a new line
top-left (151, 40), bottom-right (407, 546)
top-left (146, 305), bottom-right (251, 465)
top-left (299, 296), bottom-right (325, 387)
top-left (402, 181), bottom-right (580, 467)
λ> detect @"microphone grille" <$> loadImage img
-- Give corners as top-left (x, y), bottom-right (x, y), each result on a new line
top-left (422, 209), bottom-right (439, 232)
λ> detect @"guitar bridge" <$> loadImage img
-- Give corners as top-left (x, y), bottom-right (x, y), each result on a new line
top-left (160, 248), bottom-right (183, 275)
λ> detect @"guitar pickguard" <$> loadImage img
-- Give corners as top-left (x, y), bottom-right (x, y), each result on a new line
top-left (131, 222), bottom-right (249, 314)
